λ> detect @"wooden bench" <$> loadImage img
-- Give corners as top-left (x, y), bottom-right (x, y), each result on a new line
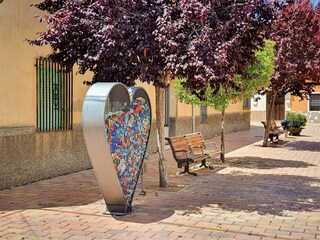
top-left (261, 120), bottom-right (285, 143)
top-left (184, 132), bottom-right (221, 161)
top-left (165, 135), bottom-right (208, 176)
top-left (165, 133), bottom-right (221, 176)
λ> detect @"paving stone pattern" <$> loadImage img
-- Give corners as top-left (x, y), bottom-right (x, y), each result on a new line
top-left (0, 123), bottom-right (319, 239)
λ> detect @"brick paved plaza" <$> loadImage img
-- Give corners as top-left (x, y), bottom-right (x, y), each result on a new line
top-left (0, 124), bottom-right (320, 239)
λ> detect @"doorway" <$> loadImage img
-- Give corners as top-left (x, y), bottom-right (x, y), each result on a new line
top-left (266, 92), bottom-right (285, 120)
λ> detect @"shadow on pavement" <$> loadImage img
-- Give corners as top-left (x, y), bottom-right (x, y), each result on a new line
top-left (226, 156), bottom-right (315, 169)
top-left (284, 140), bottom-right (320, 152)
top-left (163, 173), bottom-right (320, 217)
top-left (1, 167), bottom-right (319, 223)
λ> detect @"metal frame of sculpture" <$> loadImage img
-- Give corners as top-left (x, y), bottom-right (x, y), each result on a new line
top-left (82, 83), bottom-right (151, 215)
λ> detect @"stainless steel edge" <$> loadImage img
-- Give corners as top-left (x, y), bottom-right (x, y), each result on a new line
top-left (82, 82), bottom-right (127, 211)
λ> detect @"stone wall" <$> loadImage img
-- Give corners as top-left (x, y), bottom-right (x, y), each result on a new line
top-left (169, 111), bottom-right (250, 140)
top-left (0, 124), bottom-right (91, 190)
top-left (0, 112), bottom-right (250, 190)
top-left (251, 111), bottom-right (266, 122)
top-left (302, 112), bottom-right (320, 123)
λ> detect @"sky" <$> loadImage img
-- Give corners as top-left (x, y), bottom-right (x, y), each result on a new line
top-left (311, 0), bottom-right (319, 6)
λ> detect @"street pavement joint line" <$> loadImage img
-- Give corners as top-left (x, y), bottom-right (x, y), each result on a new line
top-left (159, 221), bottom-right (302, 240)
top-left (39, 208), bottom-right (114, 218)
top-left (177, 184), bottom-right (195, 192)
top-left (0, 210), bottom-right (24, 219)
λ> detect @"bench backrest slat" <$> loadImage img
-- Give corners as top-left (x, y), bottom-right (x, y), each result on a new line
top-left (165, 136), bottom-right (190, 160)
top-left (185, 132), bottom-right (207, 154)
top-left (261, 120), bottom-right (279, 131)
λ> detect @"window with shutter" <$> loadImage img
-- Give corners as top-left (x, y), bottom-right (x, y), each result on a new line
top-left (309, 94), bottom-right (320, 111)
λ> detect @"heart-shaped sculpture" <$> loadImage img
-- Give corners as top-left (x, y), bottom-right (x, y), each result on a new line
top-left (82, 83), bottom-right (151, 215)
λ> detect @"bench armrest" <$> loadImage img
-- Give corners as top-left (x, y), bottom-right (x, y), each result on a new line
top-left (204, 141), bottom-right (218, 150)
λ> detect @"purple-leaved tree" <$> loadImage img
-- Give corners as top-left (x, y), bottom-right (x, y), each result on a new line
top-left (155, 0), bottom-right (277, 99)
top-left (262, 0), bottom-right (320, 147)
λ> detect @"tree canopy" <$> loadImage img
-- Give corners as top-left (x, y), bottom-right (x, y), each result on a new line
top-left (270, 0), bottom-right (320, 99)
top-left (261, 0), bottom-right (320, 147)
top-left (156, 0), bottom-right (277, 99)
top-left (31, 0), bottom-right (277, 90)
top-left (31, 0), bottom-right (168, 87)
top-left (175, 40), bottom-right (276, 111)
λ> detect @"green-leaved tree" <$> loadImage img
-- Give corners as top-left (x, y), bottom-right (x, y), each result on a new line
top-left (175, 40), bottom-right (275, 162)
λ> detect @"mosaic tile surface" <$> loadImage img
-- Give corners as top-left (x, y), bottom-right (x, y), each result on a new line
top-left (105, 98), bottom-right (151, 205)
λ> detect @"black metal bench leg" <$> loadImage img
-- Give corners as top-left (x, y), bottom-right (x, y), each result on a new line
top-left (269, 134), bottom-right (274, 142)
top-left (273, 134), bottom-right (281, 143)
top-left (179, 162), bottom-right (197, 176)
top-left (200, 160), bottom-right (208, 168)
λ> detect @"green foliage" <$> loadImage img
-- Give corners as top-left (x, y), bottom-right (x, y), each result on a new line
top-left (174, 40), bottom-right (275, 112)
top-left (238, 40), bottom-right (275, 100)
top-left (285, 112), bottom-right (307, 128)
top-left (174, 78), bottom-right (234, 112)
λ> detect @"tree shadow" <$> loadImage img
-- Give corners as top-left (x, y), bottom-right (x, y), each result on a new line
top-left (130, 173), bottom-right (320, 220)
top-left (1, 169), bottom-right (320, 223)
top-left (226, 156), bottom-right (314, 169)
top-left (0, 170), bottom-right (175, 222)
top-left (284, 140), bottom-right (320, 152)
top-left (209, 124), bottom-right (266, 153)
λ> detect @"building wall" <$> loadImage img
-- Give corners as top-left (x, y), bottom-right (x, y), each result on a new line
top-left (0, 0), bottom-right (92, 190)
top-left (250, 93), bottom-right (291, 122)
top-left (291, 86), bottom-right (320, 123)
top-left (170, 112), bottom-right (250, 139)
top-left (0, 125), bottom-right (91, 190)
top-left (250, 86), bottom-right (320, 123)
top-left (250, 94), bottom-right (267, 122)
top-left (172, 85), bottom-right (250, 141)
top-left (0, 0), bottom-right (91, 127)
top-left (291, 96), bottom-right (308, 112)
top-left (250, 111), bottom-right (266, 122)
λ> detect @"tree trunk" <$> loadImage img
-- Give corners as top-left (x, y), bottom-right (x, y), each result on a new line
top-left (155, 86), bottom-right (168, 188)
top-left (262, 91), bottom-right (277, 147)
top-left (220, 109), bottom-right (225, 163)
top-left (192, 104), bottom-right (196, 133)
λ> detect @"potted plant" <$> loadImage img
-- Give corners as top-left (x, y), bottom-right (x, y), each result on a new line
top-left (284, 112), bottom-right (307, 136)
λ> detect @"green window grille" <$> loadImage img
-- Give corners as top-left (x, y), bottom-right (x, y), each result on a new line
top-left (200, 105), bottom-right (208, 123)
top-left (243, 98), bottom-right (251, 110)
top-left (36, 58), bottom-right (73, 131)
